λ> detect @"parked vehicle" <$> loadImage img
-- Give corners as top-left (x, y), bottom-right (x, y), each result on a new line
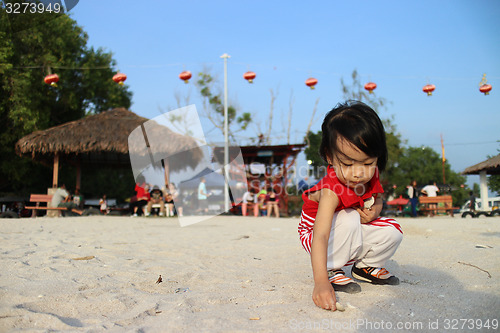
top-left (460, 196), bottom-right (500, 218)
top-left (0, 196), bottom-right (30, 218)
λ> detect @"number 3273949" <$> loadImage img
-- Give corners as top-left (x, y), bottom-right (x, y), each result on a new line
top-left (443, 319), bottom-right (498, 330)
top-left (4, 2), bottom-right (62, 14)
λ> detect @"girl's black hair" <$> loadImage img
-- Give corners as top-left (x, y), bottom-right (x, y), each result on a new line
top-left (319, 100), bottom-right (388, 171)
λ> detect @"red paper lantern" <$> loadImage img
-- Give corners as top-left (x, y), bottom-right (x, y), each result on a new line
top-left (112, 73), bottom-right (127, 85)
top-left (305, 78), bottom-right (318, 90)
top-left (422, 84), bottom-right (435, 96)
top-left (44, 73), bottom-right (59, 87)
top-left (243, 71), bottom-right (256, 83)
top-left (364, 82), bottom-right (377, 94)
top-left (479, 84), bottom-right (492, 95)
top-left (179, 71), bottom-right (192, 83)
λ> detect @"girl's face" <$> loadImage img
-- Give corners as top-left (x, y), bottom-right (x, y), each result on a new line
top-left (328, 137), bottom-right (378, 192)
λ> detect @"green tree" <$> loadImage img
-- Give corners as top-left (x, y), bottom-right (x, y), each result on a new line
top-left (304, 131), bottom-right (324, 178)
top-left (0, 3), bottom-right (132, 195)
top-left (390, 146), bottom-right (468, 205)
top-left (489, 175), bottom-right (500, 196)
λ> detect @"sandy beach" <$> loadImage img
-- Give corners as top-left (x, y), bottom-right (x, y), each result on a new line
top-left (1, 215), bottom-right (499, 332)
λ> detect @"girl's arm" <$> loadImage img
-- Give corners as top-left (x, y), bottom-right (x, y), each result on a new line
top-left (310, 188), bottom-right (339, 310)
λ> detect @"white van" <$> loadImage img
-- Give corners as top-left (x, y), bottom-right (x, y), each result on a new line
top-left (460, 196), bottom-right (500, 217)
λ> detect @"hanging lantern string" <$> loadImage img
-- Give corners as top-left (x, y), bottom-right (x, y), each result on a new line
top-left (7, 61), bottom-right (500, 80)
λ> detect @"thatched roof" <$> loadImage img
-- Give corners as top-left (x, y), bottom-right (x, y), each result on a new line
top-left (15, 108), bottom-right (203, 172)
top-left (463, 154), bottom-right (500, 175)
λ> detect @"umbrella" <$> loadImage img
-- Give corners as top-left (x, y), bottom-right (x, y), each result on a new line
top-left (386, 195), bottom-right (409, 211)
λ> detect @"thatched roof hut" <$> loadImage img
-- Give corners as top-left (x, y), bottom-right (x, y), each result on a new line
top-left (462, 154), bottom-right (500, 175)
top-left (15, 108), bottom-right (203, 188)
top-left (462, 154), bottom-right (500, 213)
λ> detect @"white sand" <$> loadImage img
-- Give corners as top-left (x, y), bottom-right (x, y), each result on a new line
top-left (1, 215), bottom-right (499, 332)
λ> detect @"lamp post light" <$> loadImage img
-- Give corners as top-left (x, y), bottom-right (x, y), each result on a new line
top-left (307, 159), bottom-right (313, 177)
top-left (221, 53), bottom-right (230, 212)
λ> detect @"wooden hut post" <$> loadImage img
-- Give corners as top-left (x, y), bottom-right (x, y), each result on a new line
top-left (76, 160), bottom-right (81, 191)
top-left (280, 154), bottom-right (290, 216)
top-left (52, 153), bottom-right (59, 188)
top-left (163, 159), bottom-right (170, 186)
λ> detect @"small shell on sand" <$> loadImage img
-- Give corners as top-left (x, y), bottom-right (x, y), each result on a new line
top-left (335, 302), bottom-right (345, 312)
top-left (364, 197), bottom-right (375, 209)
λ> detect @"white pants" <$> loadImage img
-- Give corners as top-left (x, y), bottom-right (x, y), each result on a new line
top-left (326, 209), bottom-right (403, 271)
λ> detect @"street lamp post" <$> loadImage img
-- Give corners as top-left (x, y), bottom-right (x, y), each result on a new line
top-left (221, 53), bottom-right (230, 212)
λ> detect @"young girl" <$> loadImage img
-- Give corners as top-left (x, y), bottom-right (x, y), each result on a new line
top-left (298, 101), bottom-right (403, 311)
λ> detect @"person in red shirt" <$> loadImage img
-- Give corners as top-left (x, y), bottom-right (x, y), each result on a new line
top-left (130, 182), bottom-right (150, 216)
top-left (298, 101), bottom-right (403, 311)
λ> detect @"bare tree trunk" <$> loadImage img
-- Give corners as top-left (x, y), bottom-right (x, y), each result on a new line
top-left (174, 90), bottom-right (191, 109)
top-left (287, 89), bottom-right (295, 144)
top-left (305, 97), bottom-right (320, 147)
top-left (158, 90), bottom-right (195, 138)
top-left (266, 88), bottom-right (278, 145)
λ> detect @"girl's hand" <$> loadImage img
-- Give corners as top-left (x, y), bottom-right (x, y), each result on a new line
top-left (357, 196), bottom-right (383, 223)
top-left (356, 207), bottom-right (378, 223)
top-left (312, 282), bottom-right (337, 310)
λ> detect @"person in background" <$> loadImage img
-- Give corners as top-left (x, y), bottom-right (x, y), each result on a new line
top-left (197, 177), bottom-right (209, 214)
top-left (468, 191), bottom-right (476, 212)
top-left (241, 188), bottom-right (256, 216)
top-left (73, 188), bottom-right (84, 209)
top-left (99, 194), bottom-right (109, 215)
top-left (169, 183), bottom-right (183, 217)
top-left (421, 181), bottom-right (439, 197)
top-left (421, 181), bottom-right (439, 216)
top-left (407, 180), bottom-right (419, 217)
top-left (255, 187), bottom-right (267, 216)
top-left (130, 182), bottom-right (150, 216)
top-left (51, 184), bottom-right (79, 216)
top-left (146, 185), bottom-right (165, 216)
top-left (168, 183), bottom-right (184, 217)
top-left (51, 184), bottom-right (70, 208)
top-left (266, 188), bottom-right (280, 218)
top-left (164, 189), bottom-right (174, 216)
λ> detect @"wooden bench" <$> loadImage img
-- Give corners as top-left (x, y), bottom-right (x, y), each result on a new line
top-left (25, 194), bottom-right (83, 217)
top-left (419, 195), bottom-right (459, 217)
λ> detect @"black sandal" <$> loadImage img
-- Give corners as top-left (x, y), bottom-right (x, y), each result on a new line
top-left (351, 265), bottom-right (399, 285)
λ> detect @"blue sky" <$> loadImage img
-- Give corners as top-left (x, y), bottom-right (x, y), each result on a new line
top-left (69, 0), bottom-right (500, 186)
